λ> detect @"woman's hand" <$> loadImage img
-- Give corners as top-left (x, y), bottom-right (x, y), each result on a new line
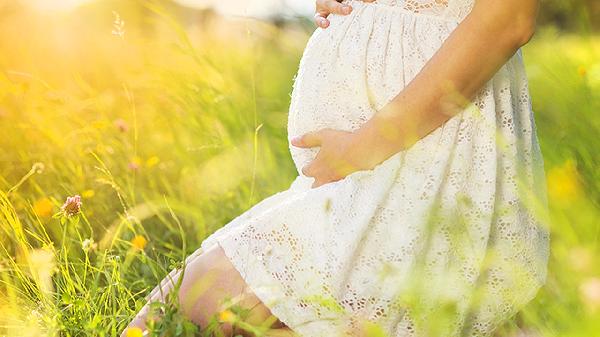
top-left (314, 1), bottom-right (378, 28)
top-left (291, 128), bottom-right (387, 188)
top-left (314, 0), bottom-right (352, 28)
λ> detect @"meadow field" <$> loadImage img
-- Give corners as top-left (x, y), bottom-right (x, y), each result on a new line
top-left (0, 1), bottom-right (598, 336)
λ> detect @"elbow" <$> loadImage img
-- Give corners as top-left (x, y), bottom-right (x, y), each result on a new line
top-left (474, 0), bottom-right (539, 49)
top-left (514, 21), bottom-right (536, 47)
top-left (512, 13), bottom-right (538, 47)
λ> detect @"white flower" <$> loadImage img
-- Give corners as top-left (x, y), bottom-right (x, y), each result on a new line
top-left (82, 238), bottom-right (97, 252)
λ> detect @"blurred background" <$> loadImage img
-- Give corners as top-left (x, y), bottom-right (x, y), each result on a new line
top-left (0, 0), bottom-right (598, 336)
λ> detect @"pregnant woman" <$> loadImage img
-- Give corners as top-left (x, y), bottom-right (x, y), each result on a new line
top-left (122, 0), bottom-right (550, 336)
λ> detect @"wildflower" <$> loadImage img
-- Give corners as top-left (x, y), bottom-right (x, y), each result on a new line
top-left (126, 214), bottom-right (140, 224)
top-left (546, 159), bottom-right (580, 201)
top-left (60, 195), bottom-right (82, 217)
top-left (129, 157), bottom-right (142, 171)
top-left (578, 65), bottom-right (587, 77)
top-left (82, 189), bottom-right (95, 199)
top-left (107, 254), bottom-right (121, 263)
top-left (125, 327), bottom-right (143, 337)
top-left (82, 238), bottom-right (97, 252)
top-left (579, 277), bottom-right (600, 312)
top-left (33, 198), bottom-right (53, 218)
top-left (131, 235), bottom-right (147, 250)
top-left (114, 118), bottom-right (129, 132)
top-left (218, 309), bottom-right (236, 323)
top-left (92, 120), bottom-right (109, 130)
top-left (146, 156), bottom-right (160, 168)
top-left (32, 162), bottom-right (45, 174)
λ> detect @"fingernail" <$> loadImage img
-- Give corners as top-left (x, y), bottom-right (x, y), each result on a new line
top-left (342, 6), bottom-right (352, 14)
top-left (290, 136), bottom-right (301, 145)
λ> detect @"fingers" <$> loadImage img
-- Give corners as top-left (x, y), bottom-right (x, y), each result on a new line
top-left (311, 177), bottom-right (331, 188)
top-left (314, 0), bottom-right (352, 28)
top-left (301, 160), bottom-right (320, 179)
top-left (323, 0), bottom-right (352, 15)
top-left (310, 175), bottom-right (341, 189)
top-left (314, 12), bottom-right (330, 29)
top-left (301, 161), bottom-right (340, 186)
top-left (291, 129), bottom-right (328, 148)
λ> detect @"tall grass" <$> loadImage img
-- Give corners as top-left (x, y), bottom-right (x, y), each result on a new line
top-left (1, 1), bottom-right (303, 336)
top-left (0, 1), bottom-right (598, 336)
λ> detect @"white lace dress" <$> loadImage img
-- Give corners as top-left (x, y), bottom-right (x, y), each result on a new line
top-left (197, 0), bottom-right (550, 336)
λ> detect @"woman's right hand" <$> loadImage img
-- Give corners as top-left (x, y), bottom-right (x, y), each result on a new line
top-left (315, 1), bottom-right (377, 28)
top-left (314, 0), bottom-right (353, 28)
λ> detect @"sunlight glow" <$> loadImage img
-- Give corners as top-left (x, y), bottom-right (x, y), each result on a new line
top-left (23, 0), bottom-right (313, 17)
top-left (174, 0), bottom-right (313, 17)
top-left (25, 0), bottom-right (92, 12)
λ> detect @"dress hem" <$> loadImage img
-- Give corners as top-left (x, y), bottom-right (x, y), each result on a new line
top-left (214, 238), bottom-right (309, 336)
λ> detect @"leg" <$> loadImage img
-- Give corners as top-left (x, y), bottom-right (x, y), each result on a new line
top-left (120, 243), bottom-right (296, 337)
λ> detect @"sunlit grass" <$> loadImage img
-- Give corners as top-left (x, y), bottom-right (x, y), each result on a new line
top-left (0, 1), bottom-right (598, 337)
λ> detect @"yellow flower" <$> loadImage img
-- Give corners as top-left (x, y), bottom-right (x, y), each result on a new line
top-left (33, 198), bottom-right (53, 218)
top-left (131, 235), bottom-right (148, 250)
top-left (578, 65), bottom-right (587, 77)
top-left (82, 189), bottom-right (95, 199)
top-left (92, 120), bottom-right (109, 130)
top-left (125, 327), bottom-right (144, 337)
top-left (218, 309), bottom-right (236, 323)
top-left (546, 159), bottom-right (580, 201)
top-left (146, 156), bottom-right (160, 168)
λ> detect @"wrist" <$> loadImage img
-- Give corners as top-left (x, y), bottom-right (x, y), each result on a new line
top-left (351, 109), bottom-right (407, 166)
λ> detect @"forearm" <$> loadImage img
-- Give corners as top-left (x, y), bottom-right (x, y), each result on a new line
top-left (353, 0), bottom-right (539, 162)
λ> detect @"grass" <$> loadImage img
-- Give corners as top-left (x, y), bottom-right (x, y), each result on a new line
top-left (0, 1), bottom-right (598, 337)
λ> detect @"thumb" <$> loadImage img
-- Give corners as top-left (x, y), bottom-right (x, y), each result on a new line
top-left (291, 130), bottom-right (323, 148)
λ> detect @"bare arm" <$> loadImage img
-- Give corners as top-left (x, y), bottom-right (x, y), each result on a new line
top-left (292, 0), bottom-right (540, 187)
top-left (352, 0), bottom-right (540, 162)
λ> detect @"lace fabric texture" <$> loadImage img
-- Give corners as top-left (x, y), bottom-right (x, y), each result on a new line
top-left (353, 0), bottom-right (475, 21)
top-left (197, 1), bottom-right (550, 336)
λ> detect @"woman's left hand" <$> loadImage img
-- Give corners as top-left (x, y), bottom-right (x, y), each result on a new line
top-left (290, 128), bottom-right (381, 188)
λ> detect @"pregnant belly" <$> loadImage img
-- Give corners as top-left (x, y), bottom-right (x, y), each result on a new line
top-left (286, 2), bottom-right (459, 174)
